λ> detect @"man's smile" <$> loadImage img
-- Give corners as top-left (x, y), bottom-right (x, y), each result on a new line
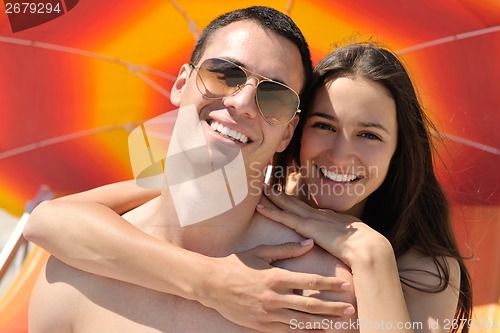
top-left (208, 120), bottom-right (251, 144)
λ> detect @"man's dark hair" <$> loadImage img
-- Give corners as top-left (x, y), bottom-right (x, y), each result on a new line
top-left (190, 6), bottom-right (312, 93)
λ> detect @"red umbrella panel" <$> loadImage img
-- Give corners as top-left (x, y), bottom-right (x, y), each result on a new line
top-left (0, 0), bottom-right (499, 322)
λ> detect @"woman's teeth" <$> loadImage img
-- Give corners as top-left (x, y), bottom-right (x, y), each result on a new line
top-left (210, 121), bottom-right (249, 144)
top-left (320, 168), bottom-right (360, 182)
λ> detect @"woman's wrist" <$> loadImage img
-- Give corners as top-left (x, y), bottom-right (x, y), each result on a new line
top-left (349, 234), bottom-right (395, 272)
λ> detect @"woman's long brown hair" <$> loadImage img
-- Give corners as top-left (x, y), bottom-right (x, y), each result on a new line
top-left (272, 42), bottom-right (472, 332)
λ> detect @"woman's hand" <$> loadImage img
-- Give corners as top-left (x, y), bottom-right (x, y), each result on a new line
top-left (257, 191), bottom-right (419, 333)
top-left (256, 190), bottom-right (393, 269)
top-left (198, 241), bottom-right (355, 333)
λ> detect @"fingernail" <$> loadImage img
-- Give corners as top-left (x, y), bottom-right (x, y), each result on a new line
top-left (340, 282), bottom-right (351, 291)
top-left (256, 204), bottom-right (265, 209)
top-left (344, 306), bottom-right (355, 315)
top-left (300, 239), bottom-right (313, 246)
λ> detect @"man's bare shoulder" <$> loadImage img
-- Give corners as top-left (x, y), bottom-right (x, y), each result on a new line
top-left (30, 256), bottom-right (261, 333)
top-left (29, 256), bottom-right (83, 333)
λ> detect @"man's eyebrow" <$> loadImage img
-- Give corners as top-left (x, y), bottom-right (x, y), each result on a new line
top-left (309, 112), bottom-right (391, 134)
top-left (224, 56), bottom-right (287, 85)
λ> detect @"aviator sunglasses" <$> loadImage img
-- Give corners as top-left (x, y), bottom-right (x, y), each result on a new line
top-left (190, 57), bottom-right (301, 126)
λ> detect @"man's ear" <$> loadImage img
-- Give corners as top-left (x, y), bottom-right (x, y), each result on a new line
top-left (170, 64), bottom-right (191, 106)
top-left (276, 115), bottom-right (299, 153)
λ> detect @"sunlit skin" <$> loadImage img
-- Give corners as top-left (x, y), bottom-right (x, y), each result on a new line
top-left (297, 77), bottom-right (398, 216)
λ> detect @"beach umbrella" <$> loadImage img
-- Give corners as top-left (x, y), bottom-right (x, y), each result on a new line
top-left (0, 0), bottom-right (498, 326)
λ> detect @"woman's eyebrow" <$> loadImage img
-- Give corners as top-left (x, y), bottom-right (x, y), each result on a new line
top-left (309, 113), bottom-right (391, 134)
top-left (309, 112), bottom-right (337, 121)
top-left (310, 113), bottom-right (391, 134)
top-left (358, 121), bottom-right (391, 134)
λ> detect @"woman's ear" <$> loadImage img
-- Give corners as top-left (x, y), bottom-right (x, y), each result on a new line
top-left (276, 115), bottom-right (299, 153)
top-left (170, 64), bottom-right (191, 106)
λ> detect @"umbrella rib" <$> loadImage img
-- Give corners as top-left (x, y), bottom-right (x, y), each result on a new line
top-left (285, 0), bottom-right (294, 15)
top-left (433, 132), bottom-right (500, 156)
top-left (0, 123), bottom-right (141, 160)
top-left (396, 25), bottom-right (500, 55)
top-left (3, 31), bottom-right (498, 157)
top-left (0, 36), bottom-right (178, 95)
top-left (166, 0), bottom-right (201, 40)
top-left (134, 71), bottom-right (171, 98)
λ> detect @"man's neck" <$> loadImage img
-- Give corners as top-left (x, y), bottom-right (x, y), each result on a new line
top-left (149, 177), bottom-right (265, 257)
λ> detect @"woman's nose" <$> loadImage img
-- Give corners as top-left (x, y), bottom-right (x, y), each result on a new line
top-left (326, 134), bottom-right (357, 165)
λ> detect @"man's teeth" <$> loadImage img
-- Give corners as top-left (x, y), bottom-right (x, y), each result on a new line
top-left (210, 121), bottom-right (249, 143)
top-left (321, 168), bottom-right (359, 182)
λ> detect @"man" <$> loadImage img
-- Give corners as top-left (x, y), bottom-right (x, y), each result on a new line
top-left (28, 7), bottom-right (356, 332)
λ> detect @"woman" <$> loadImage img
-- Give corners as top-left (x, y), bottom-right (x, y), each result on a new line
top-left (265, 42), bottom-right (472, 332)
top-left (24, 42), bottom-right (472, 332)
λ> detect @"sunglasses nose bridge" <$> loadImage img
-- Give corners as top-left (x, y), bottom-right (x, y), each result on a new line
top-left (220, 74), bottom-right (260, 121)
top-left (242, 75), bottom-right (259, 89)
top-left (233, 75), bottom-right (260, 99)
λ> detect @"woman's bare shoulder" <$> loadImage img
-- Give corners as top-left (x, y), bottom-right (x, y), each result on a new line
top-left (397, 249), bottom-right (460, 289)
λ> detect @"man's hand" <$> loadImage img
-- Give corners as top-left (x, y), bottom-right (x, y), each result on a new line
top-left (197, 241), bottom-right (355, 333)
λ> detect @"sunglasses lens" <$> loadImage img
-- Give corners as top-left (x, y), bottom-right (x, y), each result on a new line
top-left (256, 81), bottom-right (299, 125)
top-left (196, 58), bottom-right (246, 98)
top-left (195, 58), bottom-right (299, 125)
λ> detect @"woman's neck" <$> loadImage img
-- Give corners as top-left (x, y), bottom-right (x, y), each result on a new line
top-left (287, 174), bottom-right (366, 218)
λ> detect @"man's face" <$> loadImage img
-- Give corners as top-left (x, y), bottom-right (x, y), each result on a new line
top-left (170, 20), bottom-right (305, 180)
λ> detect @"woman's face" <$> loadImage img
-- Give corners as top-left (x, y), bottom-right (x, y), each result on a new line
top-left (299, 76), bottom-right (398, 216)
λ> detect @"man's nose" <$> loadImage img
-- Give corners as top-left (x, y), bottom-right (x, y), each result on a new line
top-left (223, 77), bottom-right (259, 120)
